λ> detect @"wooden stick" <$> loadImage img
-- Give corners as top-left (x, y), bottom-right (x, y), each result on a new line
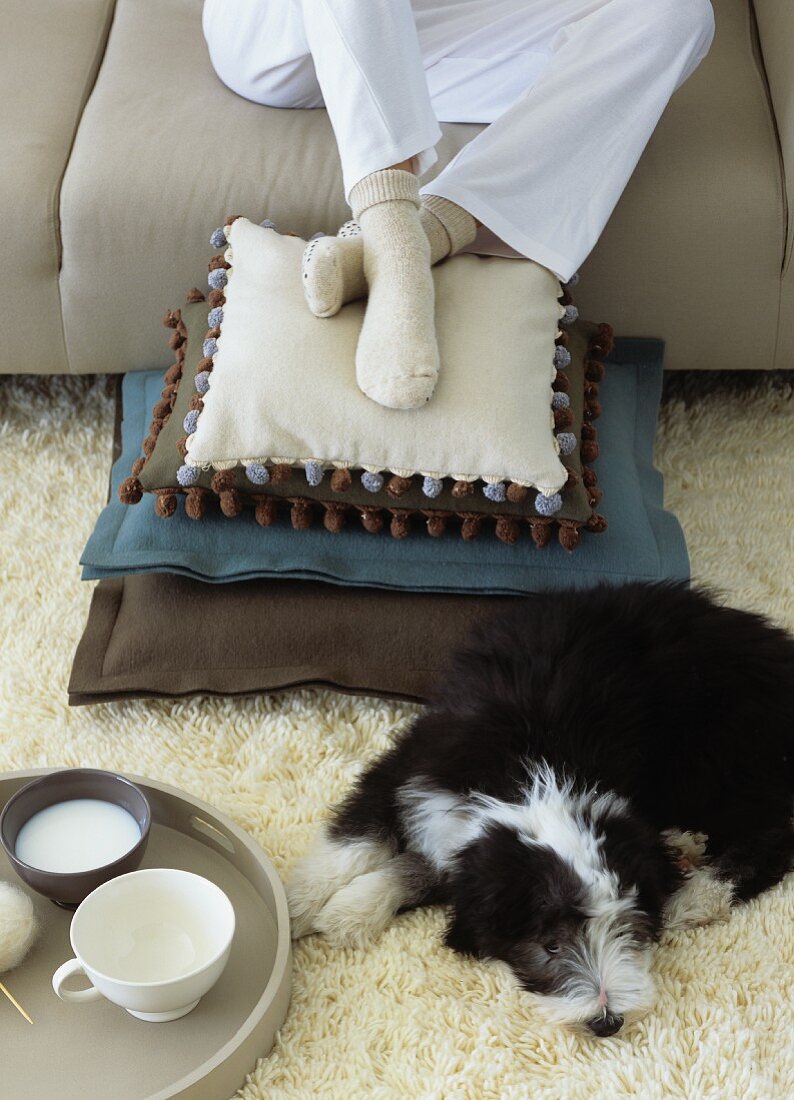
top-left (0, 980), bottom-right (33, 1025)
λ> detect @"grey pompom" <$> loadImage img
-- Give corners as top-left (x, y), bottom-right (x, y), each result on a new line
top-left (551, 392), bottom-right (571, 410)
top-left (202, 337), bottom-right (218, 359)
top-left (309, 231), bottom-right (326, 241)
top-left (361, 471), bottom-right (384, 493)
top-left (554, 346), bottom-right (572, 369)
top-left (305, 461), bottom-right (324, 486)
top-left (557, 432), bottom-right (577, 456)
top-left (246, 463), bottom-right (270, 485)
top-left (183, 410), bottom-right (199, 435)
top-left (176, 464), bottom-right (200, 487)
top-left (561, 304), bottom-right (579, 326)
top-left (210, 227), bottom-right (227, 249)
top-left (483, 481), bottom-right (506, 503)
top-left (208, 269), bottom-right (228, 290)
top-left (567, 271), bottom-right (580, 287)
top-left (422, 476), bottom-right (443, 498)
top-left (208, 307), bottom-right (224, 328)
top-left (535, 492), bottom-right (563, 516)
top-left (195, 370), bottom-right (210, 395)
top-left (260, 219), bottom-right (276, 230)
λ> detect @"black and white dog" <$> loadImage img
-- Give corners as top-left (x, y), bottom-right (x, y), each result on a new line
top-left (288, 583), bottom-right (794, 1037)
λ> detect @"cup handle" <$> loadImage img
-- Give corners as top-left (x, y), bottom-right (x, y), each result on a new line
top-left (52, 958), bottom-right (102, 1003)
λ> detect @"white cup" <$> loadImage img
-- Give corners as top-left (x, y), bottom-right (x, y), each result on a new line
top-left (52, 868), bottom-right (235, 1022)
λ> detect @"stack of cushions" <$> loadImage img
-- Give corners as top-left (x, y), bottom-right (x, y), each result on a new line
top-left (70, 217), bottom-right (688, 704)
top-left (119, 216), bottom-right (609, 550)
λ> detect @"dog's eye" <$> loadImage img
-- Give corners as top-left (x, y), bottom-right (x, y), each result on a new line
top-left (544, 942), bottom-right (560, 957)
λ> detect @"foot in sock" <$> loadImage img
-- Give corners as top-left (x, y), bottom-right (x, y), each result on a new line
top-left (349, 169), bottom-right (442, 410)
top-left (301, 193), bottom-right (477, 319)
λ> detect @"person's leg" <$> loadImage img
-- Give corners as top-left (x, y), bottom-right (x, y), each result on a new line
top-left (423, 0), bottom-right (716, 282)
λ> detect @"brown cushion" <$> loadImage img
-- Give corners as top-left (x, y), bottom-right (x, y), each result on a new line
top-left (68, 572), bottom-right (516, 705)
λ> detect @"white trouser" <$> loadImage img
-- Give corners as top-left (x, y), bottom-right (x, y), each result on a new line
top-left (202, 0), bottom-right (714, 281)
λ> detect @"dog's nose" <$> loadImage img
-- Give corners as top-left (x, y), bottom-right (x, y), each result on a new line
top-left (587, 1012), bottom-right (624, 1038)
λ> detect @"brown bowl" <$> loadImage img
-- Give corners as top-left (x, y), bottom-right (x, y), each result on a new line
top-left (0, 768), bottom-right (151, 907)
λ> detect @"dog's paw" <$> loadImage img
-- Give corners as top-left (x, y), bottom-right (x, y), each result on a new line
top-left (663, 866), bottom-right (734, 931)
top-left (662, 828), bottom-right (709, 873)
top-left (286, 831), bottom-right (396, 941)
top-left (313, 869), bottom-right (400, 949)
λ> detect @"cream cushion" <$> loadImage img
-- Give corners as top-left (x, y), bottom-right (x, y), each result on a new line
top-left (185, 219), bottom-right (569, 494)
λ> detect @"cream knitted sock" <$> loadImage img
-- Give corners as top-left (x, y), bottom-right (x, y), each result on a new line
top-left (301, 195), bottom-right (477, 319)
top-left (350, 169), bottom-right (441, 410)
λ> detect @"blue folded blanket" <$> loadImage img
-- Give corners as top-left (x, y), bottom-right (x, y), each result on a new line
top-left (81, 338), bottom-right (687, 593)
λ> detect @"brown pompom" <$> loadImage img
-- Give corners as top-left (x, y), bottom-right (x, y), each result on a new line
top-left (177, 437), bottom-right (188, 458)
top-left (553, 407), bottom-right (574, 430)
top-left (196, 357), bottom-right (214, 373)
top-left (555, 331), bottom-right (569, 348)
top-left (460, 514), bottom-right (482, 540)
top-left (131, 457), bottom-right (146, 478)
top-left (323, 503), bottom-right (346, 533)
top-left (581, 440), bottom-right (599, 463)
top-left (207, 289), bottom-right (226, 309)
top-left (564, 469), bottom-right (580, 491)
top-left (558, 522), bottom-right (580, 552)
top-left (271, 464), bottom-right (292, 485)
top-left (588, 486), bottom-right (604, 506)
top-left (186, 287), bottom-right (206, 303)
top-left (290, 499), bottom-right (314, 529)
top-left (147, 419), bottom-right (163, 441)
top-left (361, 508), bottom-right (384, 534)
top-left (553, 371), bottom-right (570, 394)
top-left (529, 520), bottom-right (552, 549)
top-left (559, 286), bottom-right (573, 306)
top-left (452, 480), bottom-right (474, 499)
top-left (330, 468), bottom-right (352, 493)
top-left (152, 397), bottom-right (171, 420)
top-left (168, 329), bottom-right (186, 351)
top-left (586, 513), bottom-right (608, 534)
top-left (162, 309), bottom-right (181, 330)
top-left (506, 483), bottom-right (529, 504)
top-left (188, 394), bottom-right (204, 413)
top-left (208, 254), bottom-right (231, 272)
top-left (175, 344), bottom-right (187, 365)
top-left (142, 435), bottom-right (156, 458)
top-left (589, 323), bottom-right (614, 359)
top-left (205, 326), bottom-right (221, 340)
top-left (425, 513), bottom-right (447, 538)
top-left (390, 510), bottom-right (412, 538)
top-left (255, 497), bottom-right (277, 527)
top-left (495, 516), bottom-right (520, 545)
top-left (154, 492), bottom-right (177, 519)
top-left (119, 476), bottom-right (143, 505)
top-left (387, 475), bottom-right (413, 498)
top-left (184, 487), bottom-right (207, 520)
top-left (585, 360), bottom-right (605, 383)
top-left (585, 400), bottom-right (602, 422)
top-left (211, 470), bottom-right (235, 495)
top-left (225, 214), bottom-right (243, 226)
top-left (582, 465), bottom-right (597, 488)
top-left (219, 489), bottom-right (242, 518)
top-left (581, 424), bottom-right (597, 441)
top-left (164, 362), bottom-right (182, 386)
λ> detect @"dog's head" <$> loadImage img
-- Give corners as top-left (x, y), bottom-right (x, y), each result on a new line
top-left (443, 770), bottom-right (682, 1037)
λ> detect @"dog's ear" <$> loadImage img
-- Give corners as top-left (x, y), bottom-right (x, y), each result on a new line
top-left (443, 899), bottom-right (485, 958)
top-left (600, 813), bottom-right (684, 933)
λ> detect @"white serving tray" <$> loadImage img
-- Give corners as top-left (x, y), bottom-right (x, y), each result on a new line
top-left (0, 769), bottom-right (292, 1100)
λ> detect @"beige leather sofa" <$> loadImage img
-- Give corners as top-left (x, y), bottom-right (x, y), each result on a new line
top-left (3, 0), bottom-right (791, 375)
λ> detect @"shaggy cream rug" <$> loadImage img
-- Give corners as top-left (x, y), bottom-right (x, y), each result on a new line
top-left (0, 370), bottom-right (792, 1099)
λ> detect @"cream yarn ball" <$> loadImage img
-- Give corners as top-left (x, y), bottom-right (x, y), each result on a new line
top-left (0, 882), bottom-right (38, 972)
